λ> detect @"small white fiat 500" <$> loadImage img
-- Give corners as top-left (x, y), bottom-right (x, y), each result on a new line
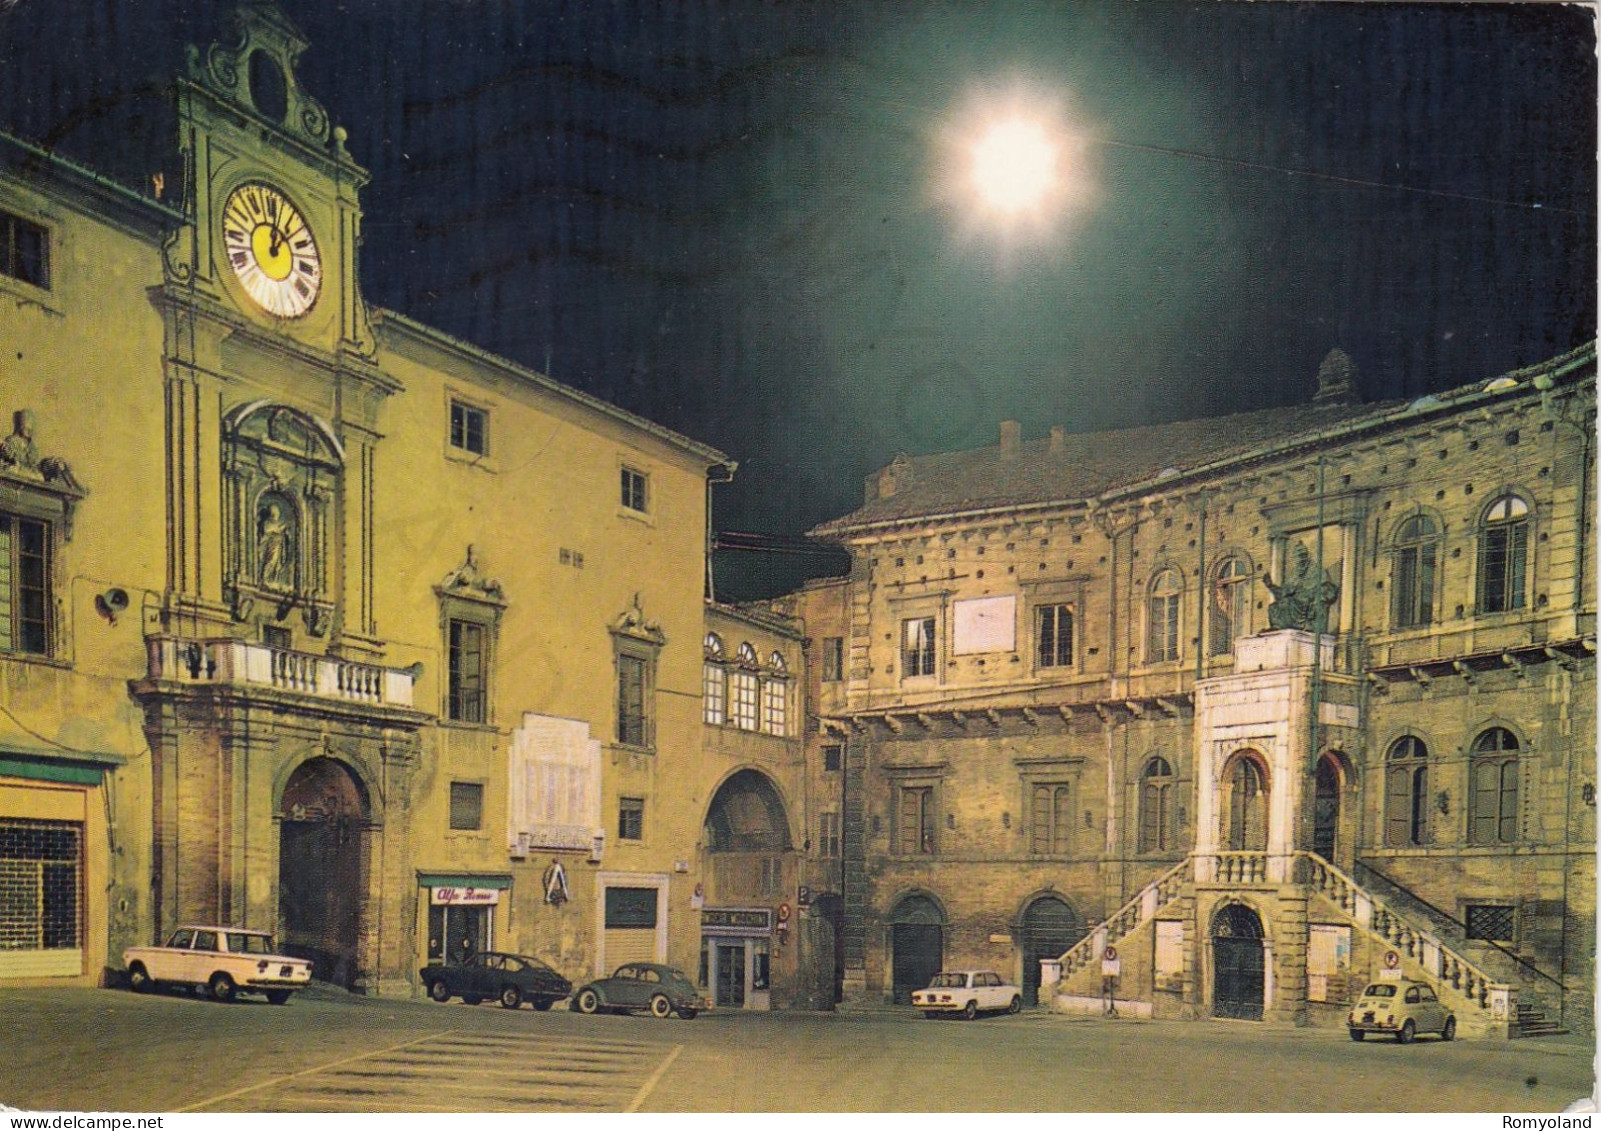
top-left (1347, 979), bottom-right (1456, 1043)
top-left (912, 970), bottom-right (1023, 1020)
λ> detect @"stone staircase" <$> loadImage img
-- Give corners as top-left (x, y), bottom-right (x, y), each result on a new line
top-left (1048, 851), bottom-right (1524, 1037)
top-left (1353, 860), bottom-right (1570, 1038)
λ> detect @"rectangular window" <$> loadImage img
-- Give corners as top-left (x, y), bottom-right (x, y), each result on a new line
top-left (819, 811), bottom-right (841, 857)
top-left (760, 678), bottom-right (788, 736)
top-left (730, 669), bottom-right (758, 730)
top-left (0, 514), bottom-right (51, 656)
top-left (448, 782), bottom-right (484, 831)
top-left (1479, 523), bottom-right (1528, 613)
top-left (897, 785), bottom-right (935, 855)
top-left (822, 745), bottom-right (842, 772)
top-left (617, 654), bottom-right (648, 746)
top-left (902, 616), bottom-right (936, 678)
top-left (0, 819), bottom-right (81, 952)
top-left (702, 663), bottom-right (726, 724)
top-left (821, 636), bottom-right (844, 682)
top-left (447, 618), bottom-right (487, 722)
top-left (1465, 903), bottom-right (1516, 943)
top-left (621, 467), bottom-right (648, 513)
top-left (1030, 783), bottom-right (1073, 855)
top-left (0, 211), bottom-right (49, 290)
top-left (449, 400), bottom-right (488, 456)
top-left (604, 886), bottom-right (658, 929)
top-left (1036, 603), bottom-right (1074, 668)
top-left (618, 796), bottom-right (644, 841)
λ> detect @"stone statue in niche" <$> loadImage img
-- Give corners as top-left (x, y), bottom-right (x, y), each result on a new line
top-left (1266, 541), bottom-right (1340, 635)
top-left (256, 497), bottom-right (296, 590)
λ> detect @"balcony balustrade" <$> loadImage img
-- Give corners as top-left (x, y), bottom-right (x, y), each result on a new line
top-left (147, 636), bottom-right (415, 709)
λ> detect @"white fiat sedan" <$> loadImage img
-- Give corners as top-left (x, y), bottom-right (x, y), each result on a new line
top-left (912, 970), bottom-right (1023, 1019)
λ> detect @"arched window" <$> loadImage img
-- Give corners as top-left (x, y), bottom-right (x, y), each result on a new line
top-left (1469, 727), bottom-right (1520, 844)
top-left (702, 634), bottom-right (726, 725)
top-left (1208, 556), bottom-right (1251, 656)
top-left (1225, 756), bottom-right (1268, 851)
top-left (761, 652), bottom-right (789, 736)
top-left (1478, 496), bottom-right (1529, 614)
top-left (1384, 736), bottom-right (1429, 847)
top-left (1139, 757), bottom-right (1174, 853)
top-left (1391, 515), bottom-right (1440, 629)
top-left (1147, 568), bottom-right (1182, 664)
top-left (730, 643), bottom-right (759, 730)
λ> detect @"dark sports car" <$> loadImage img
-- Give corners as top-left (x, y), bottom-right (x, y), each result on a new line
top-left (419, 951), bottom-right (573, 1010)
top-left (571, 962), bottom-right (708, 1019)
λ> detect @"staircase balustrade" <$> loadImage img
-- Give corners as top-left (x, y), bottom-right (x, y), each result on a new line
top-left (1056, 857), bottom-right (1190, 977)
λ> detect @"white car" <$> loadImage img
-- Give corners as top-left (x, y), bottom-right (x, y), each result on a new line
top-left (912, 970), bottom-right (1023, 1019)
top-left (123, 926), bottom-right (312, 1004)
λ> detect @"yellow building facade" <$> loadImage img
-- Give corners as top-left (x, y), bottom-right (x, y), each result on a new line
top-left (0, 3), bottom-right (733, 995)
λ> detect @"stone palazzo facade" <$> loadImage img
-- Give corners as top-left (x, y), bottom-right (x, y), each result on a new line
top-left (801, 346), bottom-right (1596, 1036)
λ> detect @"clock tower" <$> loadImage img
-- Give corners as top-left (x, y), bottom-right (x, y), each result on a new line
top-left (154, 0), bottom-right (394, 651)
top-left (138, 2), bottom-right (422, 992)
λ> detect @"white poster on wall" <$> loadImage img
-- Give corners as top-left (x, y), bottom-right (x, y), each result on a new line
top-left (952, 595), bottom-right (1016, 654)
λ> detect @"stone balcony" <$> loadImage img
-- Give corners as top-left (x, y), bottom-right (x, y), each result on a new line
top-left (143, 635), bottom-right (418, 711)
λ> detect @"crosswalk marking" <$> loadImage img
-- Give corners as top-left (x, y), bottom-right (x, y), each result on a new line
top-left (181, 1030), bottom-right (678, 1113)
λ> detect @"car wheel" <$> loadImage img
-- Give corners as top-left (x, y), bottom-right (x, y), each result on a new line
top-left (209, 972), bottom-right (236, 1003)
top-left (1441, 1016), bottom-right (1456, 1042)
top-left (1349, 1029), bottom-right (1365, 1042)
top-left (499, 985), bottom-right (522, 1009)
top-left (266, 990), bottom-right (291, 1006)
top-left (1398, 1019), bottom-right (1416, 1044)
top-left (678, 1008), bottom-right (697, 1020)
top-left (462, 996), bottom-right (483, 1006)
top-left (428, 980), bottom-right (451, 1003)
top-left (574, 988), bottom-right (600, 1014)
top-left (963, 1000), bottom-right (978, 1021)
top-left (649, 994), bottom-right (672, 1019)
top-left (1007, 996), bottom-right (1022, 1015)
top-left (127, 963), bottom-right (153, 994)
top-left (533, 998), bottom-right (554, 1011)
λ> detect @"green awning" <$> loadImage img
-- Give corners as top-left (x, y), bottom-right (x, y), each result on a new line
top-left (0, 744), bottom-right (126, 785)
top-left (416, 872), bottom-right (513, 889)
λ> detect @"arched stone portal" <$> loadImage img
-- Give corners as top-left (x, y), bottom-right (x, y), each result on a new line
top-left (889, 893), bottom-right (944, 1004)
top-left (1210, 903), bottom-right (1265, 1020)
top-left (1019, 895), bottom-right (1084, 1006)
top-left (701, 769), bottom-right (792, 1009)
top-left (278, 758), bottom-right (368, 988)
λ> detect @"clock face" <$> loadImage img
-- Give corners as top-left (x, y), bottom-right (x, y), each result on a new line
top-left (222, 183), bottom-right (321, 318)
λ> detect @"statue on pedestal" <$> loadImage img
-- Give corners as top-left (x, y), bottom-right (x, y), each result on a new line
top-left (1266, 542), bottom-right (1339, 635)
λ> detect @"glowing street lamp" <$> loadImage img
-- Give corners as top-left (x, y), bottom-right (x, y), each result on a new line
top-left (970, 117), bottom-right (1059, 216)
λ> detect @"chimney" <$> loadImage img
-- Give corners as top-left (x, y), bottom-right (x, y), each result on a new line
top-left (872, 453), bottom-right (915, 501)
top-left (999, 420), bottom-right (1021, 459)
top-left (1049, 425), bottom-right (1065, 455)
top-left (1314, 348), bottom-right (1359, 406)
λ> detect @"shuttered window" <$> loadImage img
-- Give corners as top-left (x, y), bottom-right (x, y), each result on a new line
top-left (1477, 496), bottom-right (1528, 614)
top-left (1391, 515), bottom-right (1439, 629)
top-left (447, 618), bottom-right (486, 723)
top-left (1030, 783), bottom-right (1072, 855)
top-left (1469, 728), bottom-right (1520, 844)
top-left (1147, 569), bottom-right (1181, 663)
top-left (898, 786), bottom-right (935, 855)
top-left (1383, 736), bottom-right (1429, 847)
top-left (1139, 758), bottom-right (1174, 853)
top-left (448, 782), bottom-right (483, 831)
top-left (617, 654), bottom-right (648, 746)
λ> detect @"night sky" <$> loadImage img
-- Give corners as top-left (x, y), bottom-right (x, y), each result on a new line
top-left (3, 1), bottom-right (1595, 598)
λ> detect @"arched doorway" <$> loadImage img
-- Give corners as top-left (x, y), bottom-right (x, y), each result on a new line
top-left (278, 758), bottom-right (367, 988)
top-left (889, 893), bottom-right (944, 1004)
top-left (1210, 903), bottom-right (1265, 1020)
top-left (701, 769), bottom-right (792, 1009)
top-left (1019, 896), bottom-right (1084, 1007)
top-left (809, 893), bottom-right (845, 1007)
top-left (1224, 753), bottom-right (1269, 851)
top-left (1313, 755), bottom-right (1341, 859)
